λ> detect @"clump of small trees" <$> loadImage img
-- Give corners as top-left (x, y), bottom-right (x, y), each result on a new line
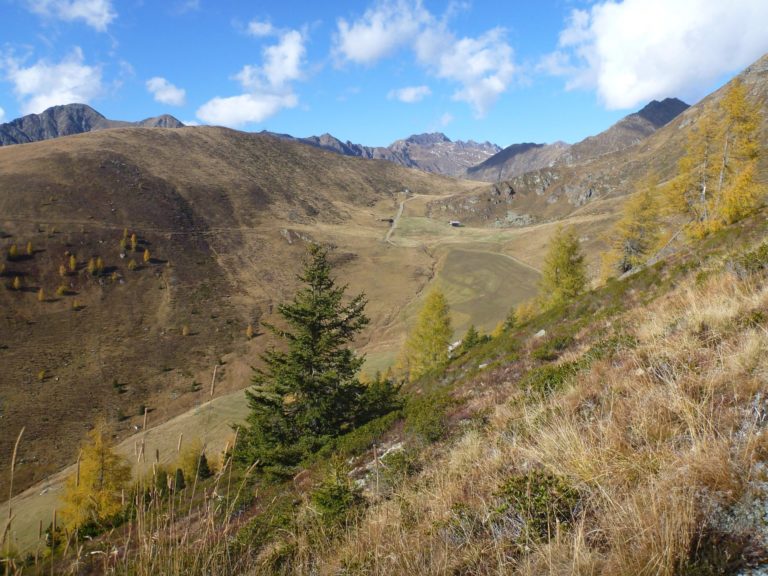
top-left (667, 80), bottom-right (763, 238)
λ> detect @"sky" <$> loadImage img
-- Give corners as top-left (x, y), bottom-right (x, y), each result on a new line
top-left (1, 0), bottom-right (768, 147)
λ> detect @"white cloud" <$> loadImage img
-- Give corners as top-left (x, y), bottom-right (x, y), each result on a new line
top-left (197, 93), bottom-right (298, 127)
top-left (196, 29), bottom-right (305, 127)
top-left (3, 48), bottom-right (103, 114)
top-left (247, 20), bottom-right (275, 37)
top-left (334, 0), bottom-right (429, 64)
top-left (424, 27), bottom-right (514, 116)
top-left (439, 112), bottom-right (453, 126)
top-left (0, 107), bottom-right (5, 122)
top-left (547, 0), bottom-right (768, 109)
top-left (388, 85), bottom-right (431, 103)
top-left (333, 1), bottom-right (515, 116)
top-left (146, 77), bottom-right (186, 106)
top-left (26, 0), bottom-right (116, 31)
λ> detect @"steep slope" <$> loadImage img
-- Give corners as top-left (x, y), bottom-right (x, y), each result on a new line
top-left (558, 97), bottom-right (689, 165)
top-left (465, 141), bottom-right (570, 182)
top-left (273, 131), bottom-right (501, 177)
top-left (429, 56), bottom-right (768, 225)
top-left (0, 103), bottom-right (184, 146)
top-left (464, 98), bottom-right (688, 184)
top-left (0, 127), bottom-right (481, 497)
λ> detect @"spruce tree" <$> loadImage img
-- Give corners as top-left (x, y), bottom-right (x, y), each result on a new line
top-left (236, 244), bottom-right (369, 476)
top-left (538, 226), bottom-right (587, 309)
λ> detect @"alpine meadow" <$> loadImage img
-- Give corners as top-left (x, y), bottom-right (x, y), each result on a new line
top-left (2, 2), bottom-right (768, 575)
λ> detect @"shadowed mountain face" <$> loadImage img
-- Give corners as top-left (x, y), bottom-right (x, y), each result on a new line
top-left (271, 131), bottom-right (502, 177)
top-left (464, 98), bottom-right (690, 183)
top-left (0, 104), bottom-right (184, 146)
top-left (465, 141), bottom-right (571, 182)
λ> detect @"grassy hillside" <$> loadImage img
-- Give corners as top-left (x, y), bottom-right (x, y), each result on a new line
top-left (8, 194), bottom-right (768, 576)
top-left (0, 127), bottom-right (547, 498)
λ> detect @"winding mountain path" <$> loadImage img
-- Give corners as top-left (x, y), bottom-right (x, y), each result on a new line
top-left (385, 195), bottom-right (409, 244)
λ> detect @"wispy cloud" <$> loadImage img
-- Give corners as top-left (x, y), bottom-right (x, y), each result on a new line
top-left (25, 0), bottom-right (116, 31)
top-left (333, 0), bottom-right (515, 117)
top-left (146, 77), bottom-right (186, 106)
top-left (246, 20), bottom-right (275, 37)
top-left (387, 84), bottom-right (431, 103)
top-left (544, 0), bottom-right (768, 109)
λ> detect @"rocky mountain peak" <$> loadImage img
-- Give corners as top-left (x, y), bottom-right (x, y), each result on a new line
top-left (0, 103), bottom-right (184, 146)
top-left (404, 132), bottom-right (452, 145)
top-left (635, 98), bottom-right (690, 128)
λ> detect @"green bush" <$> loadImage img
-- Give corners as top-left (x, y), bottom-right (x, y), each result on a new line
top-left (235, 495), bottom-right (296, 551)
top-left (496, 470), bottom-right (580, 540)
top-left (310, 467), bottom-right (364, 529)
top-left (531, 334), bottom-right (574, 362)
top-left (520, 362), bottom-right (580, 396)
top-left (404, 390), bottom-right (455, 443)
top-left (380, 448), bottom-right (420, 490)
top-left (331, 410), bottom-right (402, 458)
top-left (732, 241), bottom-right (768, 276)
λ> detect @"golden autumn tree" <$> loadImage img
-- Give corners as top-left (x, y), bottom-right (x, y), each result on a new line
top-left (399, 288), bottom-right (452, 382)
top-left (61, 421), bottom-right (131, 529)
top-left (667, 80), bottom-right (762, 237)
top-left (717, 80), bottom-right (762, 223)
top-left (538, 226), bottom-right (587, 309)
top-left (603, 174), bottom-right (661, 276)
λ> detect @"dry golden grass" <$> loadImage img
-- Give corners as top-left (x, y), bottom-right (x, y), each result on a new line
top-left (301, 262), bottom-right (768, 575)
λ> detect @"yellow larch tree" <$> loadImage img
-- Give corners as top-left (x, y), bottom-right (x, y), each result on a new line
top-left (603, 173), bottom-right (661, 277)
top-left (667, 79), bottom-right (762, 237)
top-left (61, 421), bottom-right (132, 529)
top-left (398, 288), bottom-right (453, 382)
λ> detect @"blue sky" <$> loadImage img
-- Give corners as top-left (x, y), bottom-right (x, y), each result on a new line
top-left (1, 0), bottom-right (768, 147)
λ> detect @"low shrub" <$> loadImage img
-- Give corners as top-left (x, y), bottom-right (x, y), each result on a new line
top-left (496, 470), bottom-right (580, 540)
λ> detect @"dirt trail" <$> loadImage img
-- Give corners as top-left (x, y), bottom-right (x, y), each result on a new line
top-left (385, 194), bottom-right (413, 244)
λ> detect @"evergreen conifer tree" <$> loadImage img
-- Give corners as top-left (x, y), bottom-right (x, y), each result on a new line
top-left (236, 244), bottom-right (369, 476)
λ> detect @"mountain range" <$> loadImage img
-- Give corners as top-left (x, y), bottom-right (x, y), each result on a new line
top-left (0, 97), bottom-right (690, 182)
top-left (0, 103), bottom-right (184, 146)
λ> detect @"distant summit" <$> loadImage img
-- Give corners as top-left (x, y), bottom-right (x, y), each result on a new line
top-left (558, 97), bottom-right (689, 166)
top-left (636, 98), bottom-right (690, 128)
top-left (272, 131), bottom-right (501, 178)
top-left (403, 132), bottom-right (451, 146)
top-left (0, 104), bottom-right (185, 146)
